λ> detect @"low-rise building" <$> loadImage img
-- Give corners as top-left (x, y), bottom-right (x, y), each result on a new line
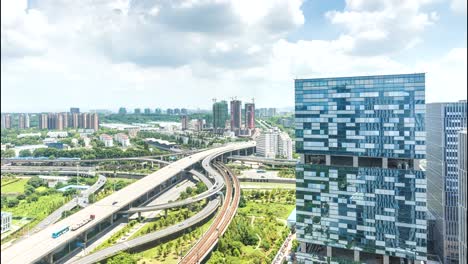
top-left (47, 131), bottom-right (68, 138)
top-left (13, 145), bottom-right (48, 157)
top-left (99, 134), bottom-right (114, 147)
top-left (17, 133), bottom-right (41, 139)
top-left (114, 133), bottom-right (130, 147)
top-left (1, 212), bottom-right (12, 233)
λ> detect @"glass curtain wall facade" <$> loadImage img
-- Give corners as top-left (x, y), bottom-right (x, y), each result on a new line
top-left (426, 101), bottom-right (467, 263)
top-left (459, 130), bottom-right (467, 264)
top-left (295, 73), bottom-right (427, 263)
top-left (212, 100), bottom-right (229, 133)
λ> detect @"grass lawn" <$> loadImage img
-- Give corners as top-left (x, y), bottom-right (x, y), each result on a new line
top-left (1, 179), bottom-right (29, 194)
top-left (1, 193), bottom-right (71, 244)
top-left (35, 186), bottom-right (48, 193)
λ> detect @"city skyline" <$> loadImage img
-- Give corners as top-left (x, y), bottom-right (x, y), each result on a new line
top-left (2, 0), bottom-right (467, 112)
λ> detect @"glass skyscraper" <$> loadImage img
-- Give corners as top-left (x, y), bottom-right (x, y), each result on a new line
top-left (212, 100), bottom-right (229, 133)
top-left (426, 101), bottom-right (467, 264)
top-left (295, 73), bottom-right (427, 263)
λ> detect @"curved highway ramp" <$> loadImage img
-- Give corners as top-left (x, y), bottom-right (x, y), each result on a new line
top-left (68, 198), bottom-right (220, 264)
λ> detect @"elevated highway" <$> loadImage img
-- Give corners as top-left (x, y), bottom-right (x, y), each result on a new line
top-left (227, 155), bottom-right (297, 166)
top-left (181, 162), bottom-right (241, 263)
top-left (1, 142), bottom-right (254, 264)
top-left (66, 145), bottom-right (244, 263)
top-left (69, 198), bottom-right (221, 264)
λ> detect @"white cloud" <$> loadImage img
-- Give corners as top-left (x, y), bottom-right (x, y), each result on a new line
top-left (451, 0), bottom-right (467, 14)
top-left (1, 0), bottom-right (466, 112)
top-left (326, 0), bottom-right (439, 55)
top-left (416, 48), bottom-right (467, 103)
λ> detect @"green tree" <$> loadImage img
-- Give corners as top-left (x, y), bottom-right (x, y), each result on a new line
top-left (27, 176), bottom-right (45, 188)
top-left (7, 198), bottom-right (19, 207)
top-left (1, 149), bottom-right (16, 158)
top-left (106, 252), bottom-right (136, 264)
top-left (19, 149), bottom-right (32, 157)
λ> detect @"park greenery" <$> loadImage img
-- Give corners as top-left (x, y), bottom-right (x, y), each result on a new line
top-left (206, 189), bottom-right (295, 264)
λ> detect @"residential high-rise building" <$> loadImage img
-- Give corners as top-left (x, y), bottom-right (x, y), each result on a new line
top-left (426, 101), bottom-right (467, 263)
top-left (47, 113), bottom-right (56, 130)
top-left (89, 113), bottom-right (99, 131)
top-left (17, 114), bottom-right (31, 129)
top-left (181, 108), bottom-right (188, 115)
top-left (18, 114), bottom-right (25, 129)
top-left (79, 113), bottom-right (88, 128)
top-left (39, 114), bottom-right (48, 129)
top-left (24, 114), bottom-right (30, 128)
top-left (155, 108), bottom-right (162, 115)
top-left (144, 108), bottom-right (151, 115)
top-left (181, 115), bottom-right (189, 131)
top-left (459, 130), bottom-right (467, 264)
top-left (255, 127), bottom-right (293, 159)
top-left (118, 107), bottom-right (127, 115)
top-left (230, 99), bottom-right (242, 132)
top-left (70, 107), bottom-right (80, 114)
top-left (167, 109), bottom-right (174, 115)
top-left (61, 113), bottom-right (68, 129)
top-left (71, 113), bottom-right (79, 128)
top-left (213, 100), bottom-right (229, 133)
top-left (245, 102), bottom-right (255, 129)
top-left (134, 108), bottom-right (141, 114)
top-left (295, 73), bottom-right (427, 263)
top-left (1, 114), bottom-right (12, 129)
top-left (174, 108), bottom-right (181, 115)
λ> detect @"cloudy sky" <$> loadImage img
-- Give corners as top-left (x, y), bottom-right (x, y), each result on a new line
top-left (1, 0), bottom-right (467, 112)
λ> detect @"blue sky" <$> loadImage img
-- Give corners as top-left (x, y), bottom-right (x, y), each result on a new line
top-left (1, 0), bottom-right (467, 112)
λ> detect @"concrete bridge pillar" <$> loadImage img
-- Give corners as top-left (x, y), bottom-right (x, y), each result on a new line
top-left (138, 212), bottom-right (142, 220)
top-left (327, 246), bottom-right (332, 257)
top-left (354, 250), bottom-right (360, 262)
top-left (383, 255), bottom-right (389, 264)
top-left (47, 253), bottom-right (54, 264)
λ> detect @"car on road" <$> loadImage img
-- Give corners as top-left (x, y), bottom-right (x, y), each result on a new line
top-left (112, 201), bottom-right (118, 205)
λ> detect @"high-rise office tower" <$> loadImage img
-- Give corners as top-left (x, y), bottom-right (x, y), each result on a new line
top-left (295, 73), bottom-right (427, 263)
top-left (118, 107), bottom-right (127, 114)
top-left (70, 107), bottom-right (80, 114)
top-left (174, 108), bottom-right (181, 115)
top-left (245, 102), bottom-right (255, 129)
top-left (181, 108), bottom-right (188, 115)
top-left (459, 130), bottom-right (467, 264)
top-left (427, 101), bottom-right (467, 263)
top-left (230, 99), bottom-right (242, 132)
top-left (18, 114), bottom-right (25, 129)
top-left (144, 108), bottom-right (151, 115)
top-left (167, 109), bottom-right (174, 115)
top-left (181, 115), bottom-right (189, 131)
top-left (134, 108), bottom-right (141, 114)
top-left (155, 108), bottom-right (162, 115)
top-left (39, 113), bottom-right (48, 129)
top-left (1, 114), bottom-right (12, 129)
top-left (213, 100), bottom-right (229, 133)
